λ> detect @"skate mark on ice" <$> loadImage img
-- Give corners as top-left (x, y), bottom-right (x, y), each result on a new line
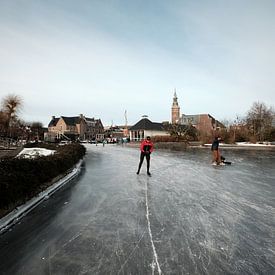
top-left (144, 178), bottom-right (162, 274)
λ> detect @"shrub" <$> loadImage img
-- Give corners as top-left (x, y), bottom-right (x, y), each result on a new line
top-left (154, 142), bottom-right (188, 151)
top-left (151, 136), bottom-right (184, 143)
top-left (0, 143), bottom-right (86, 210)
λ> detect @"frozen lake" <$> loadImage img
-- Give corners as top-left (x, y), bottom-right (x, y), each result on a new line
top-left (0, 144), bottom-right (274, 274)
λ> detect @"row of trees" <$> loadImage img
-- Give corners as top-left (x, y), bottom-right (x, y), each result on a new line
top-left (245, 102), bottom-right (274, 141)
top-left (221, 102), bottom-right (275, 143)
top-left (1, 94), bottom-right (274, 143)
top-left (0, 94), bottom-right (44, 141)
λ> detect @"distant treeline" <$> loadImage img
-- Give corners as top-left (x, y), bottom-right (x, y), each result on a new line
top-left (0, 143), bottom-right (86, 216)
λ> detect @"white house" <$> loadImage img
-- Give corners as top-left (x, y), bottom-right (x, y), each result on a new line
top-left (129, 118), bottom-right (169, 141)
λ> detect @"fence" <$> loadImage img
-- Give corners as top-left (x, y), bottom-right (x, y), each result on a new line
top-left (0, 137), bottom-right (23, 149)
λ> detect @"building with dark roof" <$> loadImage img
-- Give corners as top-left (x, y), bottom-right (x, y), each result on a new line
top-left (46, 114), bottom-right (104, 141)
top-left (129, 117), bottom-right (169, 141)
top-left (48, 116), bottom-right (59, 128)
top-left (85, 117), bottom-right (104, 140)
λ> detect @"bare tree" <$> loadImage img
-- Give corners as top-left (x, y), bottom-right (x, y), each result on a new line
top-left (168, 123), bottom-right (198, 142)
top-left (246, 102), bottom-right (274, 141)
top-left (1, 94), bottom-right (23, 136)
top-left (0, 111), bottom-right (7, 135)
top-left (30, 122), bottom-right (44, 141)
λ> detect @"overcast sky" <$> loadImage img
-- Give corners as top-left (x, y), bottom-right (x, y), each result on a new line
top-left (0, 0), bottom-right (274, 127)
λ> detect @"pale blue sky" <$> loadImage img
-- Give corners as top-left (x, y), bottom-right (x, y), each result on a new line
top-left (0, 0), bottom-right (274, 126)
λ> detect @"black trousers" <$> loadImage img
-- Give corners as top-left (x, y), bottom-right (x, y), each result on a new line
top-left (137, 152), bottom-right (150, 172)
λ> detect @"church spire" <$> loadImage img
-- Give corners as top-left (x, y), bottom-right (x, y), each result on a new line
top-left (174, 88), bottom-right (177, 99)
top-left (171, 89), bottom-right (180, 124)
top-left (172, 89), bottom-right (179, 107)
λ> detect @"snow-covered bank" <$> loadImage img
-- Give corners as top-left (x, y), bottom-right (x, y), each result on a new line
top-left (0, 159), bottom-right (83, 234)
top-left (235, 142), bottom-right (275, 146)
top-left (203, 142), bottom-right (275, 149)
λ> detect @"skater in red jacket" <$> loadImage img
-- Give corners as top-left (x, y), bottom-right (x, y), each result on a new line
top-left (136, 136), bottom-right (154, 176)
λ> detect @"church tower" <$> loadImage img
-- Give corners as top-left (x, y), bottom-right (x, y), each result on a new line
top-left (171, 90), bottom-right (180, 124)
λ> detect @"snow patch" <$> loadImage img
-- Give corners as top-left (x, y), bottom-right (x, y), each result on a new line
top-left (17, 148), bottom-right (56, 158)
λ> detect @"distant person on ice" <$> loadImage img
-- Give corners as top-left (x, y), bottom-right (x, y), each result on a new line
top-left (211, 136), bottom-right (222, 165)
top-left (136, 136), bottom-right (154, 176)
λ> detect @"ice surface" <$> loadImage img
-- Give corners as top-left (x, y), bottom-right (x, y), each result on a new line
top-left (0, 144), bottom-right (274, 274)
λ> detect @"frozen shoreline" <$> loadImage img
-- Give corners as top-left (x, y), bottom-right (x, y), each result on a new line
top-left (202, 142), bottom-right (275, 150)
top-left (126, 141), bottom-right (275, 150)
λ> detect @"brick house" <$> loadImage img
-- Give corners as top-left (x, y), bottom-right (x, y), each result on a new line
top-left (180, 114), bottom-right (224, 134)
top-left (85, 117), bottom-right (104, 141)
top-left (46, 114), bottom-right (104, 141)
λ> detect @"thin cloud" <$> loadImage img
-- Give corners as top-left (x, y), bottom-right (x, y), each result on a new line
top-left (0, 0), bottom-right (274, 126)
